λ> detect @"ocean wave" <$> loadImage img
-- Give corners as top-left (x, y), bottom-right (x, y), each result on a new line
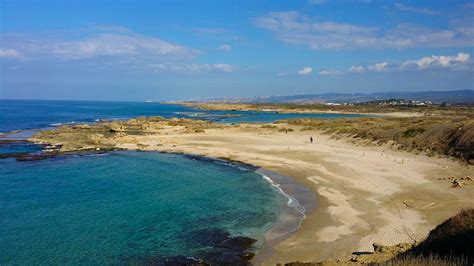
top-left (260, 174), bottom-right (306, 216)
top-left (174, 111), bottom-right (207, 117)
top-left (49, 121), bottom-right (76, 126)
top-left (259, 172), bottom-right (307, 239)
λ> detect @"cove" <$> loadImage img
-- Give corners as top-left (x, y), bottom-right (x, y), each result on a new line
top-left (0, 151), bottom-right (290, 264)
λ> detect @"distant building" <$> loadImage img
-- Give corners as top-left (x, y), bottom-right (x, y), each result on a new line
top-left (355, 98), bottom-right (433, 106)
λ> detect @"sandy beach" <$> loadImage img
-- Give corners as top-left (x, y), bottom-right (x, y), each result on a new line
top-left (57, 121), bottom-right (472, 265)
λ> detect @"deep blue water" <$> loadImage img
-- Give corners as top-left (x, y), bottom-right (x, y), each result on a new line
top-left (0, 100), bottom-right (199, 133)
top-left (0, 99), bottom-right (362, 133)
top-left (0, 152), bottom-right (286, 264)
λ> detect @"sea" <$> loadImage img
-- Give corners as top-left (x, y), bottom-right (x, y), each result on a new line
top-left (0, 99), bottom-right (357, 264)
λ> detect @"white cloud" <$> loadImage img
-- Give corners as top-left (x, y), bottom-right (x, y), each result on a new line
top-left (401, 53), bottom-right (471, 70)
top-left (217, 44), bottom-right (232, 52)
top-left (149, 63), bottom-right (238, 73)
top-left (1, 29), bottom-right (200, 61)
top-left (368, 62), bottom-right (389, 72)
top-left (319, 69), bottom-right (342, 75)
top-left (394, 3), bottom-right (439, 16)
top-left (255, 12), bottom-right (473, 50)
top-left (297, 53), bottom-right (472, 75)
top-left (49, 33), bottom-right (200, 60)
top-left (298, 67), bottom-right (312, 75)
top-left (349, 65), bottom-right (365, 73)
top-left (0, 28), bottom-right (243, 75)
top-left (0, 49), bottom-right (22, 59)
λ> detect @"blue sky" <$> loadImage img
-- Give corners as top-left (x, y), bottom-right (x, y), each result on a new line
top-left (1, 0), bottom-right (473, 101)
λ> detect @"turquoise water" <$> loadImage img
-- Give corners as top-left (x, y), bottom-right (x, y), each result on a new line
top-left (0, 152), bottom-right (286, 264)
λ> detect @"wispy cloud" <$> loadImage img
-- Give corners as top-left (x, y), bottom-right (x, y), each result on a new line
top-left (348, 62), bottom-right (391, 73)
top-left (298, 67), bottom-right (312, 75)
top-left (0, 27), bottom-right (242, 74)
top-left (149, 63), bottom-right (238, 73)
top-left (394, 2), bottom-right (439, 16)
top-left (65, 34), bottom-right (198, 60)
top-left (1, 30), bottom-right (200, 61)
top-left (255, 11), bottom-right (473, 50)
top-left (349, 65), bottom-right (365, 73)
top-left (217, 44), bottom-right (232, 52)
top-left (0, 49), bottom-right (23, 59)
top-left (368, 62), bottom-right (389, 72)
top-left (319, 69), bottom-right (342, 75)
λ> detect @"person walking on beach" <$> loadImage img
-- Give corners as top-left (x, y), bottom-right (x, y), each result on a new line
top-left (310, 136), bottom-right (313, 143)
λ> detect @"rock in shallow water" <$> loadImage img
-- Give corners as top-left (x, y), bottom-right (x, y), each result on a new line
top-left (188, 228), bottom-right (257, 265)
top-left (119, 229), bottom-right (257, 265)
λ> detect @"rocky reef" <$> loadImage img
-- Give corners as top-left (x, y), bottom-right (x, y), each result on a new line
top-left (28, 116), bottom-right (223, 153)
top-left (120, 228), bottom-right (257, 265)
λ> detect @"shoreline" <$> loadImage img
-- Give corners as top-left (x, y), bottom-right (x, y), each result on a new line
top-left (254, 169), bottom-right (316, 265)
top-left (180, 154), bottom-right (315, 263)
top-left (26, 117), bottom-right (474, 264)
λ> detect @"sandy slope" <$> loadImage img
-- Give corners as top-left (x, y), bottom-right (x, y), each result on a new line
top-left (112, 124), bottom-right (473, 265)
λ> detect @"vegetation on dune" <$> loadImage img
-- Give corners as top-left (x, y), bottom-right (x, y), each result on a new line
top-left (283, 209), bottom-right (474, 266)
top-left (395, 209), bottom-right (474, 264)
top-left (373, 255), bottom-right (470, 266)
top-left (182, 102), bottom-right (474, 116)
top-left (282, 116), bottom-right (474, 164)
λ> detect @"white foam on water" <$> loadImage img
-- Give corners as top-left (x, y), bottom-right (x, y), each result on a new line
top-left (49, 121), bottom-right (76, 126)
top-left (258, 172), bottom-right (307, 239)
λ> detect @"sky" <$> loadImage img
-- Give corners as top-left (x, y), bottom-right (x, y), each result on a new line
top-left (0, 0), bottom-right (473, 101)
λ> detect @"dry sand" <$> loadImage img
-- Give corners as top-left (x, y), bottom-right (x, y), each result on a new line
top-left (109, 123), bottom-right (473, 265)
